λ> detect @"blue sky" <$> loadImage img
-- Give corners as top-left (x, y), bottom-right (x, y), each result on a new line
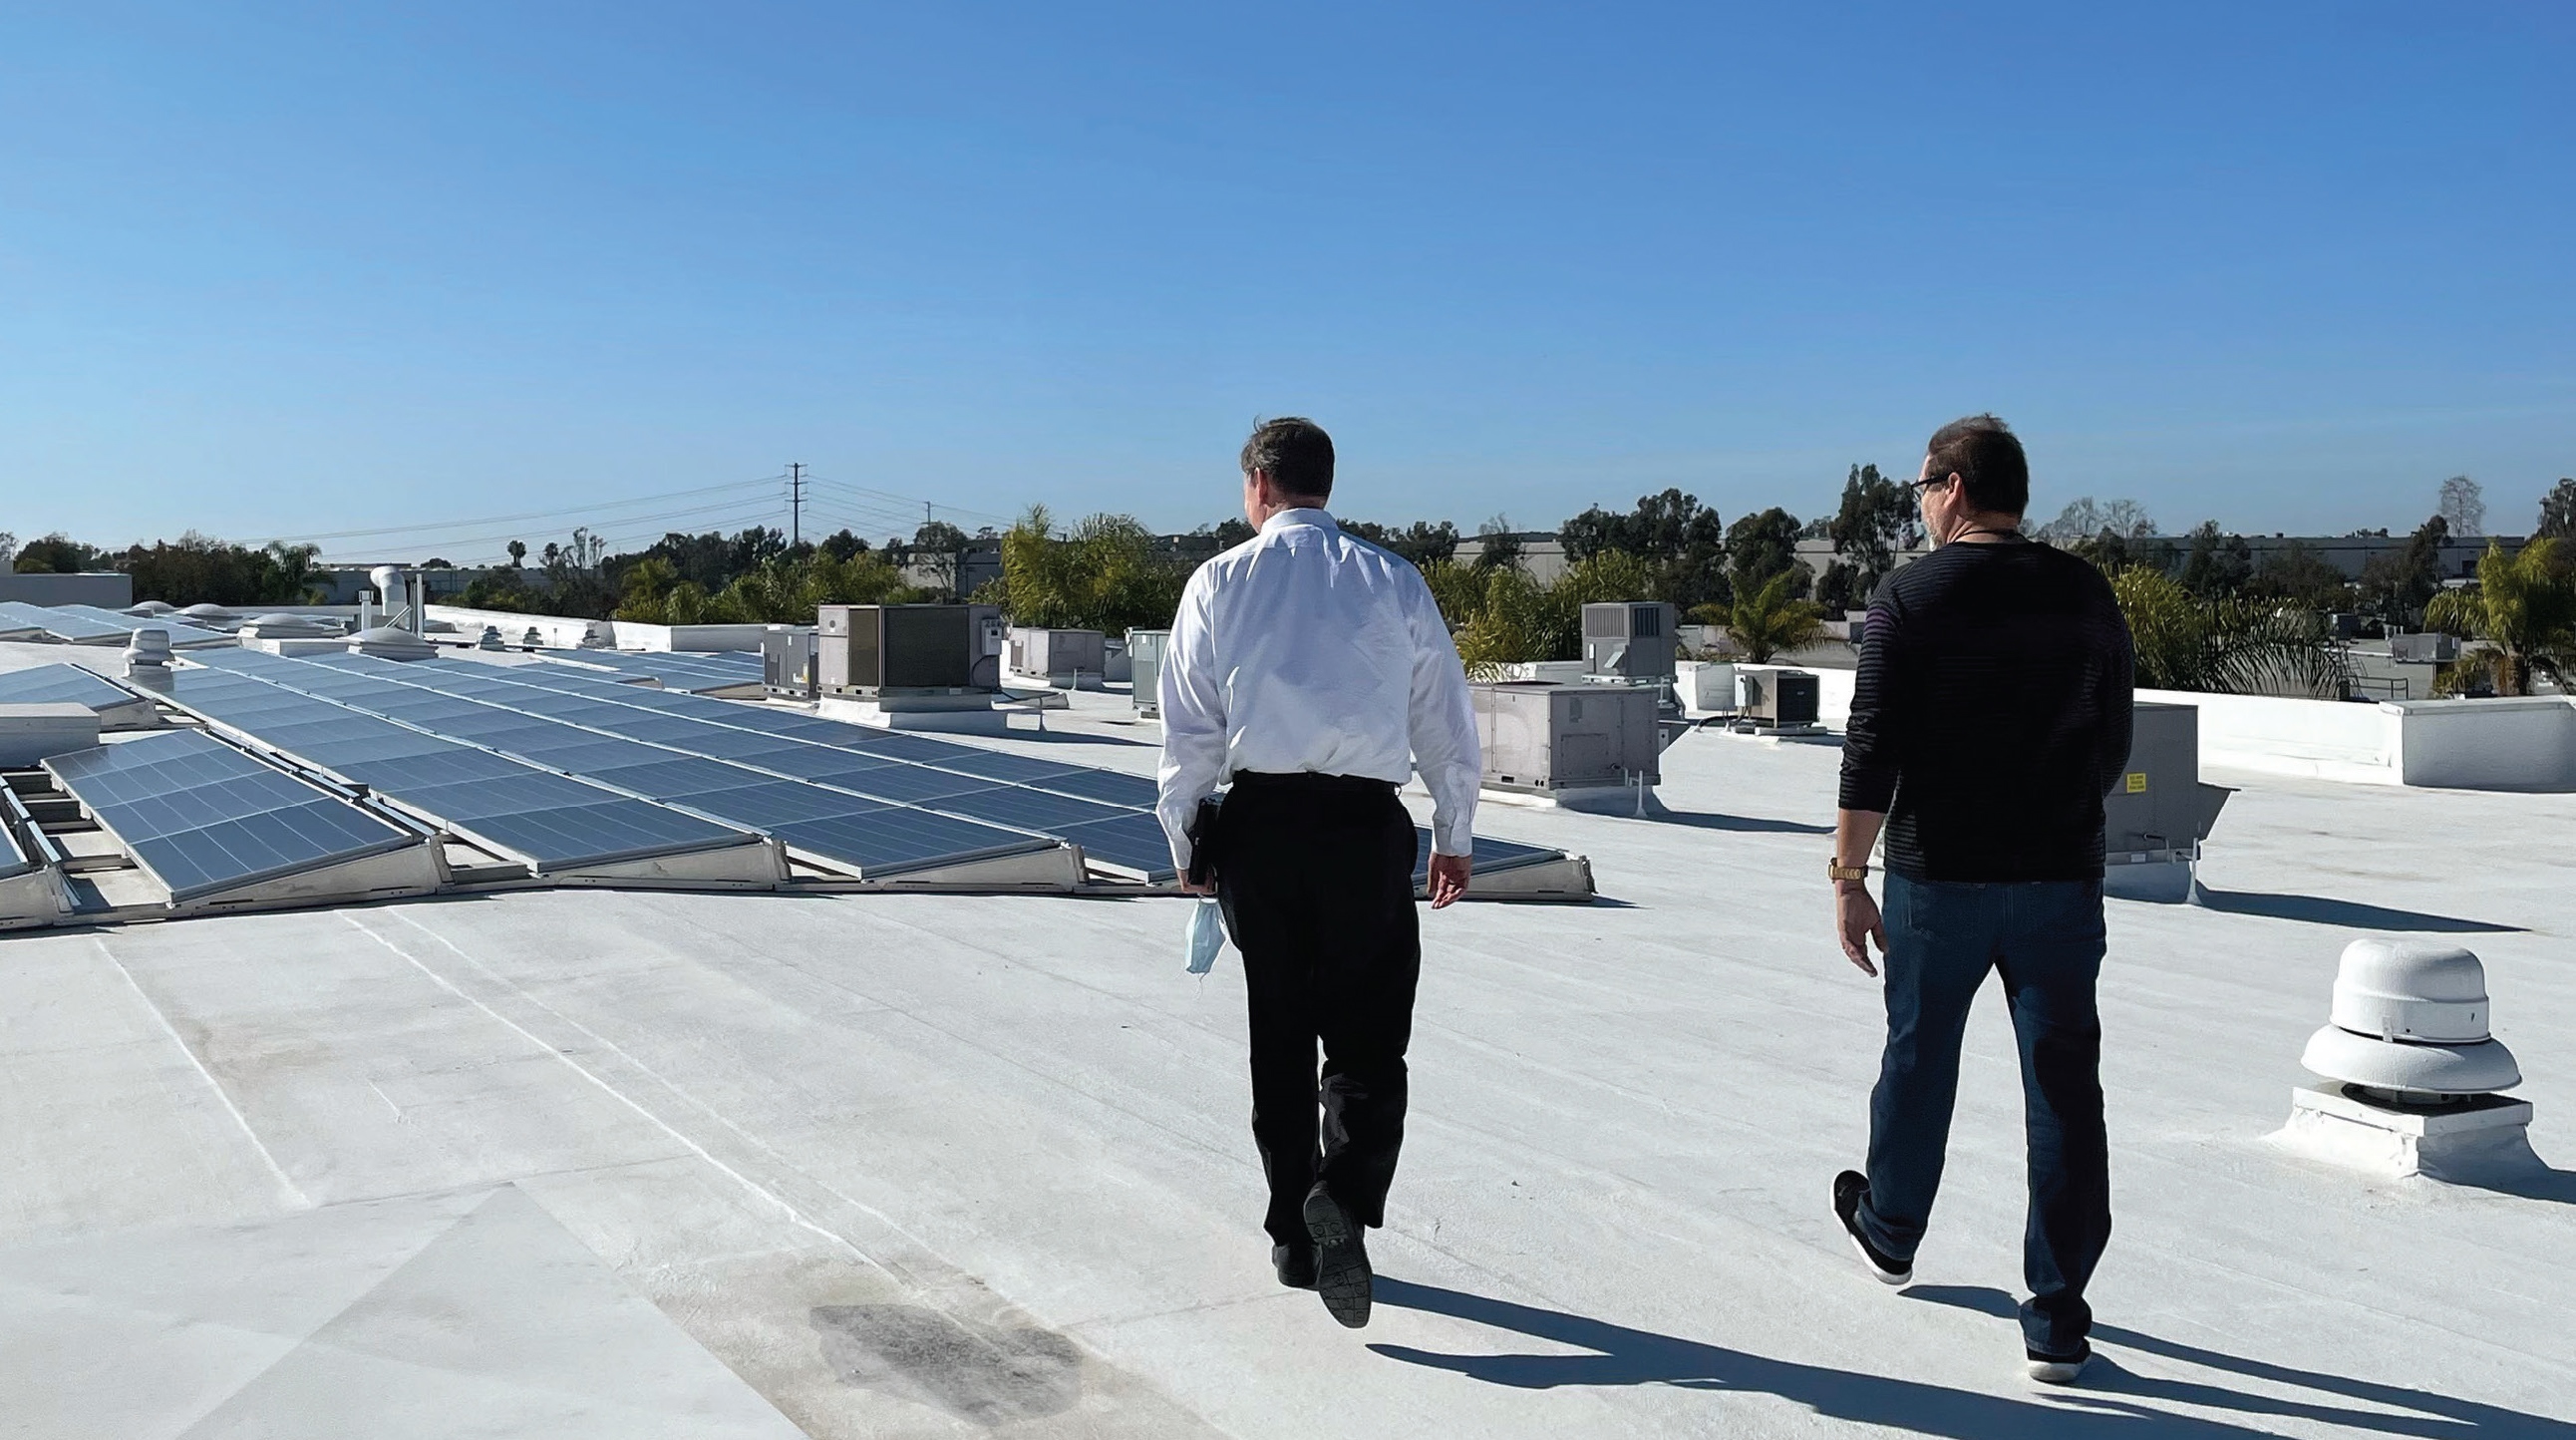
top-left (3, 2), bottom-right (2569, 563)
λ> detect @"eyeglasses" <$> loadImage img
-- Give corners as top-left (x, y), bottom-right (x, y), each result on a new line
top-left (1908, 473), bottom-right (1954, 493)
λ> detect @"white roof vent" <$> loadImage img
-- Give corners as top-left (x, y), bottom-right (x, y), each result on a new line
top-left (349, 625), bottom-right (436, 661)
top-left (2282, 938), bottom-right (2539, 1180)
top-left (178, 603), bottom-right (235, 620)
top-left (478, 625), bottom-right (505, 650)
top-left (124, 627), bottom-right (174, 669)
top-left (2301, 938), bottom-right (2520, 1101)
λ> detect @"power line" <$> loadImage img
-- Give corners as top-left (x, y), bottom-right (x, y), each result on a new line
top-left (263, 473), bottom-right (788, 545)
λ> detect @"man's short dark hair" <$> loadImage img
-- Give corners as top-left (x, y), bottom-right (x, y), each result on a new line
top-left (1240, 417), bottom-right (1334, 502)
top-left (1925, 414), bottom-right (2029, 518)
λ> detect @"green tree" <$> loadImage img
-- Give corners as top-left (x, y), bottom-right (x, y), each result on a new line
top-left (2536, 479), bottom-right (2576, 541)
top-left (1344, 520), bottom-right (1459, 567)
top-left (1560, 489), bottom-right (1729, 607)
top-left (990, 508), bottom-right (1195, 634)
top-left (1726, 570), bottom-right (1828, 663)
top-left (2112, 566), bottom-right (2353, 697)
top-left (2357, 515), bottom-right (2449, 622)
top-left (506, 540), bottom-right (527, 567)
top-left (1473, 516), bottom-right (1523, 570)
top-left (912, 520), bottom-right (971, 599)
top-left (1818, 464), bottom-right (1913, 611)
top-left (2421, 539), bottom-right (2576, 696)
top-left (1449, 551), bottom-right (1657, 674)
top-left (1724, 507), bottom-right (1808, 601)
top-left (2244, 540), bottom-right (2354, 612)
top-left (11, 534), bottom-right (106, 573)
top-left (2176, 522), bottom-right (2254, 597)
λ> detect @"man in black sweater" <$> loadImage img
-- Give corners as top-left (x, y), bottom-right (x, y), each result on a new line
top-left (1825, 415), bottom-right (2134, 1387)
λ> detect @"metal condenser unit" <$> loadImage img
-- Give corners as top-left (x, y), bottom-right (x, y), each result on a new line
top-left (1007, 627), bottom-right (1107, 685)
top-left (1737, 667), bottom-right (1819, 726)
top-left (2100, 700), bottom-right (2230, 901)
top-left (1581, 601), bottom-right (1680, 683)
top-left (816, 604), bottom-right (1003, 698)
top-left (1127, 629), bottom-right (1171, 717)
top-left (762, 626), bottom-right (815, 700)
top-left (1472, 682), bottom-right (1661, 793)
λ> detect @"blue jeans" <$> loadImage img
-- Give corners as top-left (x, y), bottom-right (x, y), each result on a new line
top-left (1859, 873), bottom-right (2111, 1358)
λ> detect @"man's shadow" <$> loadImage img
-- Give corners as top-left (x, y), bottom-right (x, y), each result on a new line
top-left (1368, 1277), bottom-right (2573, 1439)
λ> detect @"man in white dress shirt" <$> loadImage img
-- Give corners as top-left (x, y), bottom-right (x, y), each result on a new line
top-left (1156, 416), bottom-right (1481, 1329)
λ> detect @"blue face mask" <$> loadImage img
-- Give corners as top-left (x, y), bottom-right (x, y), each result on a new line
top-left (1185, 897), bottom-right (1225, 974)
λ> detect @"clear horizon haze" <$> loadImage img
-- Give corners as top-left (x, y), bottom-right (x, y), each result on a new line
top-left (3, 3), bottom-right (2570, 564)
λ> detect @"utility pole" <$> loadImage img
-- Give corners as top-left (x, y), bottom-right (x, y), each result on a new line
top-left (788, 463), bottom-right (805, 546)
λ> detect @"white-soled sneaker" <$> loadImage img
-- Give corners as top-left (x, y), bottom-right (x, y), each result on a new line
top-left (2026, 1343), bottom-right (2092, 1385)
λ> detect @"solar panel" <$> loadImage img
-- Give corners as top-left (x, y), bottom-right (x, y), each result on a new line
top-left (0, 601), bottom-right (126, 642)
top-left (0, 663), bottom-right (145, 713)
top-left (44, 730), bottom-right (422, 903)
top-left (161, 666), bottom-right (764, 873)
top-left (0, 601), bottom-right (229, 646)
top-left (46, 604), bottom-right (232, 646)
top-left (530, 649), bottom-right (765, 691)
top-left (191, 653), bottom-right (1057, 877)
top-left (0, 809), bottom-right (32, 882)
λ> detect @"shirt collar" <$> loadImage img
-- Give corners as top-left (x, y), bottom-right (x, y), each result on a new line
top-left (1261, 507), bottom-right (1338, 536)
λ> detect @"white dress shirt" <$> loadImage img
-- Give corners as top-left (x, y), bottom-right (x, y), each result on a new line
top-left (1155, 508), bottom-right (1480, 872)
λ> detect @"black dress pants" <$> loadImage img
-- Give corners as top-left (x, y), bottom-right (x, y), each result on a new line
top-left (1214, 773), bottom-right (1422, 1249)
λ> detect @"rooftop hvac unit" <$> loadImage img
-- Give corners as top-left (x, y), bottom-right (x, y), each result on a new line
top-left (1008, 627), bottom-right (1107, 685)
top-left (1736, 667), bottom-right (1819, 727)
top-left (816, 604), bottom-right (1002, 697)
top-left (1582, 602), bottom-right (1679, 682)
top-left (2391, 632), bottom-right (2459, 663)
top-left (2100, 700), bottom-right (2231, 901)
top-left (1127, 628), bottom-right (1171, 717)
top-left (763, 626), bottom-right (816, 700)
top-left (1472, 682), bottom-right (1661, 794)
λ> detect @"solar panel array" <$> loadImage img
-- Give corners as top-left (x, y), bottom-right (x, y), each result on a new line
top-left (163, 663), bottom-right (769, 874)
top-left (534, 648), bottom-right (766, 692)
top-left (185, 649), bottom-right (1066, 878)
top-left (0, 663), bottom-right (147, 713)
top-left (44, 730), bottom-right (423, 902)
top-left (0, 602), bottom-right (227, 646)
top-left (321, 653), bottom-right (1183, 875)
top-left (189, 649), bottom-right (1568, 888)
top-left (47, 604), bottom-right (232, 645)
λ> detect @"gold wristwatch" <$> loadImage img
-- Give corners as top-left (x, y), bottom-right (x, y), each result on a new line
top-left (1826, 860), bottom-right (1870, 884)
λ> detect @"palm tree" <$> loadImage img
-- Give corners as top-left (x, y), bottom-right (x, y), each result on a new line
top-left (2422, 539), bottom-right (2576, 696)
top-left (1728, 570), bottom-right (1828, 664)
top-left (2110, 566), bottom-right (2352, 697)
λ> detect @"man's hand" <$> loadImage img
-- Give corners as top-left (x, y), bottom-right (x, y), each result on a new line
top-left (1426, 853), bottom-right (1470, 908)
top-left (1176, 873), bottom-right (1215, 897)
top-left (1835, 884), bottom-right (1886, 976)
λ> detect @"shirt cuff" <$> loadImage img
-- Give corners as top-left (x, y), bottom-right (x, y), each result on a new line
top-left (1433, 817), bottom-right (1474, 858)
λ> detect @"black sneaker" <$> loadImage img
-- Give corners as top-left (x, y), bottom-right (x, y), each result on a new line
top-left (1832, 1171), bottom-right (1912, 1286)
top-left (1303, 1187), bottom-right (1373, 1328)
top-left (2026, 1342), bottom-right (2092, 1385)
top-left (1273, 1243), bottom-right (1317, 1290)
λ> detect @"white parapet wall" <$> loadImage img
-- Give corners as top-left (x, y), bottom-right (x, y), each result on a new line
top-left (2136, 688), bottom-right (2576, 792)
top-left (425, 606), bottom-right (774, 653)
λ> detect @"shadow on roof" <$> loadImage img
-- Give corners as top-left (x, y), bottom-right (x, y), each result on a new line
top-left (1368, 1277), bottom-right (2319, 1438)
top-left (1902, 1285), bottom-right (2576, 1437)
top-left (2188, 887), bottom-right (2525, 933)
top-left (1651, 810), bottom-right (1835, 836)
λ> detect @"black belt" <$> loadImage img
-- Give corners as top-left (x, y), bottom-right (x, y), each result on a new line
top-left (1228, 770), bottom-right (1400, 796)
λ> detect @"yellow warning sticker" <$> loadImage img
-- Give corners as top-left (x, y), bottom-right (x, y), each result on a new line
top-left (2125, 772), bottom-right (2148, 793)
